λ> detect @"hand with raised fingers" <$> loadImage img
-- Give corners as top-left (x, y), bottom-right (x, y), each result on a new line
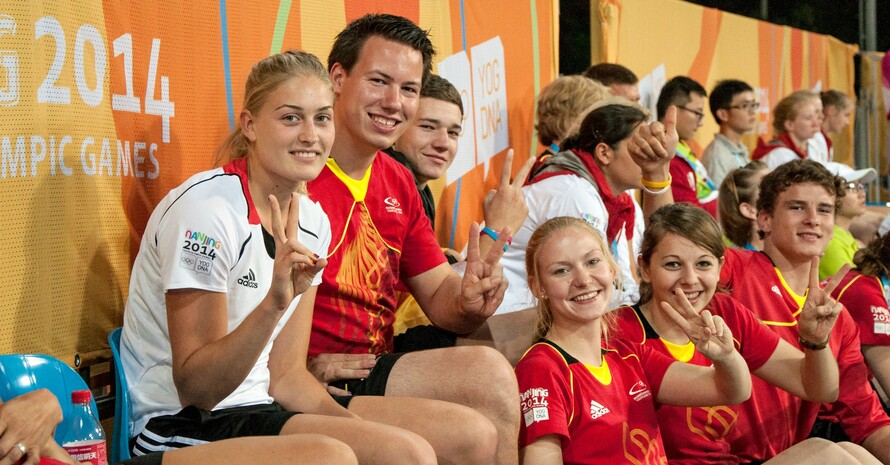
top-left (662, 288), bottom-right (735, 362)
top-left (798, 257), bottom-right (849, 347)
top-left (628, 105), bottom-right (679, 180)
top-left (482, 149), bottom-right (535, 237)
top-left (461, 222), bottom-right (510, 320)
top-left (267, 193), bottom-right (327, 310)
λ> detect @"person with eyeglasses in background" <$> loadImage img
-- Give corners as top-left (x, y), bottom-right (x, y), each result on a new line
top-left (819, 163), bottom-right (878, 280)
top-left (657, 76), bottom-right (719, 218)
top-left (702, 80), bottom-right (760, 186)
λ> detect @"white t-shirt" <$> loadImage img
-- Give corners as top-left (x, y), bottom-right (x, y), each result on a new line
top-left (761, 133), bottom-right (831, 169)
top-left (498, 174), bottom-right (641, 314)
top-left (121, 163), bottom-right (331, 437)
top-left (808, 132), bottom-right (832, 164)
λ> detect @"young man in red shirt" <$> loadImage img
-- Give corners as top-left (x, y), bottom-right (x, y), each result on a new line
top-left (305, 14), bottom-right (519, 465)
top-left (720, 159), bottom-right (890, 463)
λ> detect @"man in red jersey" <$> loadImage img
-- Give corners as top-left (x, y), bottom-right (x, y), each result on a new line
top-left (304, 13), bottom-right (519, 465)
top-left (719, 159), bottom-right (890, 463)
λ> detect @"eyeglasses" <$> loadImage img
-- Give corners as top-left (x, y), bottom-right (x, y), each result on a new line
top-left (846, 182), bottom-right (866, 192)
top-left (678, 106), bottom-right (705, 122)
top-left (727, 101), bottom-right (761, 112)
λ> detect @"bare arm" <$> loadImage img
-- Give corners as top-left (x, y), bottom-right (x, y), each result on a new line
top-left (167, 289), bottom-right (284, 409)
top-left (519, 435), bottom-right (563, 465)
top-left (863, 345), bottom-right (890, 400)
top-left (656, 289), bottom-right (751, 406)
top-left (408, 222), bottom-right (511, 334)
top-left (628, 105), bottom-right (678, 222)
top-left (479, 149), bottom-right (534, 257)
top-left (268, 287), bottom-right (357, 418)
top-left (753, 338), bottom-right (838, 402)
top-left (765, 257), bottom-right (848, 402)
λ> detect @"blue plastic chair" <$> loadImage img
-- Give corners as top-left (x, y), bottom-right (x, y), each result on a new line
top-left (108, 327), bottom-right (131, 463)
top-left (0, 353), bottom-right (98, 443)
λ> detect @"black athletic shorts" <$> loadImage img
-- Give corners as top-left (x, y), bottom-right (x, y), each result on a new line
top-left (331, 352), bottom-right (405, 408)
top-left (131, 402), bottom-right (299, 456)
top-left (117, 453), bottom-right (164, 465)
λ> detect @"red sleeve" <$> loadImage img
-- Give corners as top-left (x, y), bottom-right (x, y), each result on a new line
top-left (613, 306), bottom-right (647, 345)
top-left (516, 345), bottom-right (573, 447)
top-left (714, 294), bottom-right (781, 372)
top-left (825, 311), bottom-right (890, 443)
top-left (669, 157), bottom-right (718, 217)
top-left (669, 157), bottom-right (699, 206)
top-left (720, 248), bottom-right (742, 287)
top-left (625, 339), bottom-right (674, 398)
top-left (834, 274), bottom-right (890, 347)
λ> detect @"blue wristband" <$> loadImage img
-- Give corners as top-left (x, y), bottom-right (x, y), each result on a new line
top-left (480, 226), bottom-right (509, 252)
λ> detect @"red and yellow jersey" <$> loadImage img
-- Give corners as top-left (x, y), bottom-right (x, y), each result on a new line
top-left (516, 338), bottom-right (673, 465)
top-left (833, 270), bottom-right (890, 348)
top-left (307, 153), bottom-right (445, 356)
top-left (720, 249), bottom-right (890, 461)
top-left (613, 295), bottom-right (779, 465)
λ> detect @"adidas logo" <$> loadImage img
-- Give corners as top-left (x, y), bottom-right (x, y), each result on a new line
top-left (590, 400), bottom-right (611, 419)
top-left (237, 269), bottom-right (259, 288)
top-left (771, 285), bottom-right (782, 297)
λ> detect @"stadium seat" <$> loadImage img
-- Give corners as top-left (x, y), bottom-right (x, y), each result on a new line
top-left (0, 353), bottom-right (98, 443)
top-left (108, 327), bottom-right (132, 463)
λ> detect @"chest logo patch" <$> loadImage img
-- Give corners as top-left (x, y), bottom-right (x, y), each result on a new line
top-left (384, 196), bottom-right (403, 215)
top-left (590, 400), bottom-right (611, 419)
top-left (628, 380), bottom-right (651, 401)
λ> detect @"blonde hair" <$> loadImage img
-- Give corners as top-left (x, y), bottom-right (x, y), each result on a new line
top-left (525, 216), bottom-right (620, 340)
top-left (772, 90), bottom-right (817, 135)
top-left (536, 76), bottom-right (610, 146)
top-left (214, 50), bottom-right (332, 173)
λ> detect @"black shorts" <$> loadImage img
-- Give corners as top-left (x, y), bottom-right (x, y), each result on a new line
top-left (117, 453), bottom-right (164, 465)
top-left (331, 352), bottom-right (405, 408)
top-left (131, 402), bottom-right (300, 456)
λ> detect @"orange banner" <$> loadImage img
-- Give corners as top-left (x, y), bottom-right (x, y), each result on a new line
top-left (0, 0), bottom-right (557, 359)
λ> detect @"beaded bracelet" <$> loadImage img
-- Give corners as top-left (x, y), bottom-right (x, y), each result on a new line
top-left (480, 226), bottom-right (509, 252)
top-left (798, 334), bottom-right (829, 351)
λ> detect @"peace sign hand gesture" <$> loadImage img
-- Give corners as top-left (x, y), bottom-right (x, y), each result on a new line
top-left (798, 257), bottom-right (849, 347)
top-left (267, 193), bottom-right (327, 311)
top-left (461, 222), bottom-right (510, 320)
top-left (482, 148), bottom-right (535, 236)
top-left (661, 288), bottom-right (736, 363)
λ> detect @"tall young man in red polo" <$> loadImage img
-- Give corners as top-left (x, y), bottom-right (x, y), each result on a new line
top-left (306, 14), bottom-right (519, 465)
top-left (720, 159), bottom-right (890, 463)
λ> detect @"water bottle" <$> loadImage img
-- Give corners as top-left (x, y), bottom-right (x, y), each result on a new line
top-left (61, 390), bottom-right (108, 465)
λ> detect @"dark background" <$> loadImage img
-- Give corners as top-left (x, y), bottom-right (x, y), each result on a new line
top-left (559, 0), bottom-right (890, 75)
